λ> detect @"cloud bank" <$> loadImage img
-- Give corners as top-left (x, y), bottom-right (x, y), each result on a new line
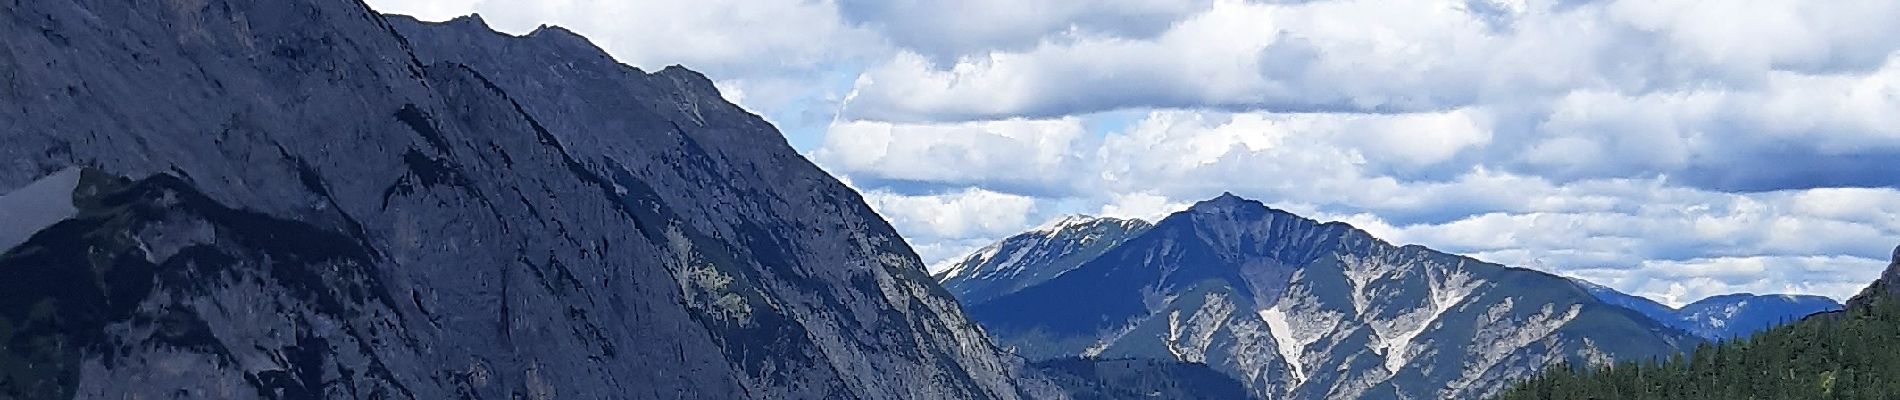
top-left (366, 0), bottom-right (1900, 306)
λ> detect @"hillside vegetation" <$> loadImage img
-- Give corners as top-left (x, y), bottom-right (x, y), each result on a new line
top-left (1497, 299), bottom-right (1900, 399)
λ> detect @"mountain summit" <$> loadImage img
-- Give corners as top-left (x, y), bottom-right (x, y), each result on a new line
top-left (937, 215), bottom-right (1153, 305)
top-left (956, 193), bottom-right (1695, 399)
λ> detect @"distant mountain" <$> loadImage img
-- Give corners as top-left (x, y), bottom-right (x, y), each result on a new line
top-left (1674, 293), bottom-right (1842, 339)
top-left (1499, 245), bottom-right (1900, 399)
top-left (0, 2), bottom-right (1056, 398)
top-left (1576, 280), bottom-right (1842, 340)
top-left (937, 215), bottom-right (1153, 305)
top-left (1573, 280), bottom-right (1682, 327)
top-left (956, 193), bottom-right (1696, 399)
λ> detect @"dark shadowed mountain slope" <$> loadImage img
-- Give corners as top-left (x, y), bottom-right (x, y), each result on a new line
top-left (1498, 245), bottom-right (1900, 400)
top-left (960, 193), bottom-right (1695, 399)
top-left (936, 215), bottom-right (1153, 305)
top-left (1574, 280), bottom-right (1681, 328)
top-left (1577, 280), bottom-right (1842, 340)
top-left (0, 1), bottom-right (1053, 398)
top-left (1033, 358), bottom-right (1253, 400)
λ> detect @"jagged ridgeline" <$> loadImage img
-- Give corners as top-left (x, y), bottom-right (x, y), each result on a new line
top-left (947, 195), bottom-right (1700, 399)
top-left (0, 0), bottom-right (1059, 398)
top-left (1494, 246), bottom-right (1900, 400)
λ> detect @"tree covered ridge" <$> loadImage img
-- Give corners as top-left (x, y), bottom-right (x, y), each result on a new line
top-left (1496, 291), bottom-right (1900, 399)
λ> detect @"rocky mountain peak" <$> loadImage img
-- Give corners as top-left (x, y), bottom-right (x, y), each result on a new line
top-left (937, 215), bottom-right (1155, 305)
top-left (1179, 192), bottom-right (1342, 232)
top-left (1188, 191), bottom-right (1258, 212)
top-left (960, 196), bottom-right (1695, 399)
top-left (442, 13), bottom-right (492, 30)
top-left (1028, 214), bottom-right (1146, 235)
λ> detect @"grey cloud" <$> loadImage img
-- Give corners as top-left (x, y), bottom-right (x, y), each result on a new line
top-left (836, 0), bottom-right (1212, 65)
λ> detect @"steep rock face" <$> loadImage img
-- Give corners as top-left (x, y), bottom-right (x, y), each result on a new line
top-left (937, 216), bottom-right (1152, 305)
top-left (1577, 280), bottom-right (1842, 340)
top-left (1849, 245), bottom-right (1900, 309)
top-left (963, 194), bottom-right (1694, 399)
top-left (0, 1), bottom-right (1048, 398)
top-left (385, 15), bottom-right (1050, 399)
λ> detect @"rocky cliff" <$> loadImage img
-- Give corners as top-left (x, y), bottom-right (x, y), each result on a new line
top-left (0, 1), bottom-right (1052, 398)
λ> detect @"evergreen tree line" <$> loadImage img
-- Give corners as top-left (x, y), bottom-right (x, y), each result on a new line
top-left (1495, 299), bottom-right (1900, 399)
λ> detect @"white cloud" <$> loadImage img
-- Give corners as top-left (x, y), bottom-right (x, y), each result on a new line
top-left (860, 187), bottom-right (1041, 242)
top-left (841, 0), bottom-right (1282, 122)
top-left (822, 106), bottom-right (1900, 300)
top-left (858, 187), bottom-right (1050, 272)
top-left (838, 0), bottom-right (1900, 170)
top-left (836, 0), bottom-right (1214, 63)
top-left (1098, 191), bottom-right (1191, 222)
top-left (814, 118), bottom-right (1090, 192)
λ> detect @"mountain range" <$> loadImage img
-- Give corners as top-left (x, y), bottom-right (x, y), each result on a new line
top-left (1575, 281), bottom-right (1841, 340)
top-left (0, 2), bottom-right (1057, 398)
top-left (938, 194), bottom-right (1850, 399)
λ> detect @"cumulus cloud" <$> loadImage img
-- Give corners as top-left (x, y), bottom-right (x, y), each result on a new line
top-left (857, 188), bottom-right (1045, 269)
top-left (819, 107), bottom-right (1900, 299)
top-left (1098, 191), bottom-right (1193, 222)
top-left (844, 0), bottom-right (1900, 120)
top-left (836, 0), bottom-right (1900, 192)
top-left (836, 0), bottom-right (1213, 63)
top-left (813, 118), bottom-right (1093, 195)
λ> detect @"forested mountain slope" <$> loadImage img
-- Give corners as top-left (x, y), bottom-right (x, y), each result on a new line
top-left (1498, 245), bottom-right (1900, 400)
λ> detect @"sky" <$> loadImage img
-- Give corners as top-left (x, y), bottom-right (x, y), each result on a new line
top-left (365, 0), bottom-right (1900, 307)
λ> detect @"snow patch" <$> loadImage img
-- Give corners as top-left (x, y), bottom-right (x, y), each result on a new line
top-left (0, 167), bottom-right (82, 254)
